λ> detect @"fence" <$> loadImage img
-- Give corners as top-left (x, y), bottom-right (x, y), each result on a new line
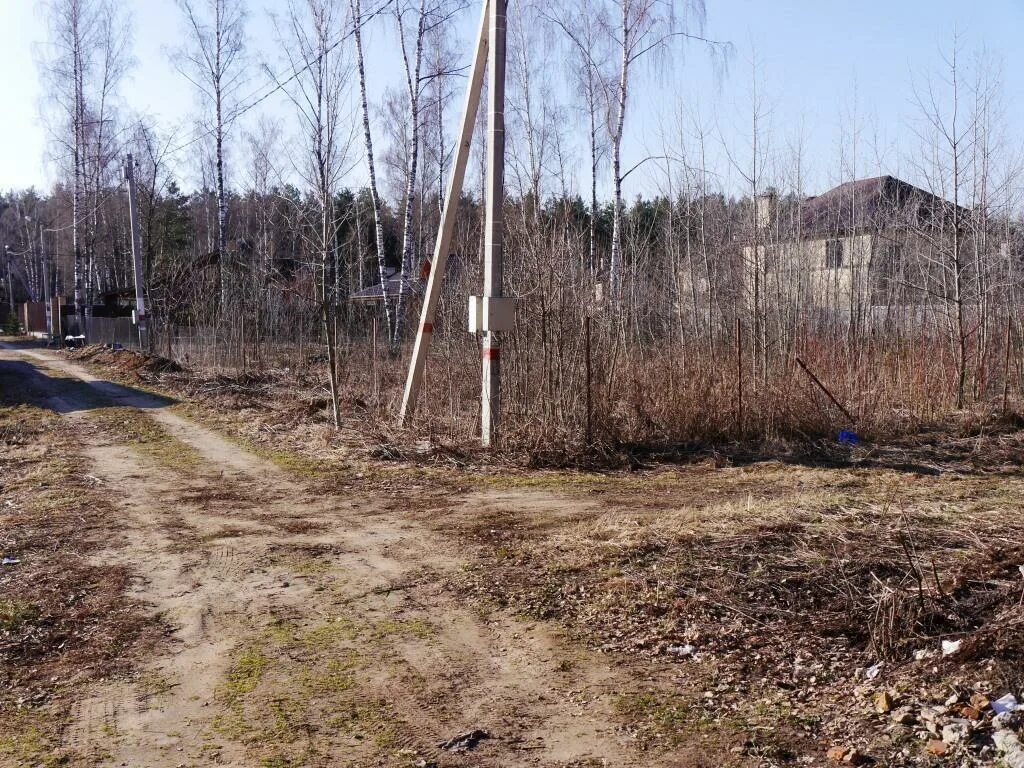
top-left (85, 316), bottom-right (143, 349)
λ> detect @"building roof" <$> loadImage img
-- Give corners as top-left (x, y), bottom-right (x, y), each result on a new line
top-left (349, 268), bottom-right (424, 303)
top-left (800, 175), bottom-right (964, 237)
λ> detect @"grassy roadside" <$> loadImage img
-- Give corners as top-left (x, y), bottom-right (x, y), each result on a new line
top-left (0, 367), bottom-right (159, 766)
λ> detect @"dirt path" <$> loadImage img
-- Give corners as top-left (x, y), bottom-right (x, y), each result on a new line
top-left (0, 345), bottom-right (657, 768)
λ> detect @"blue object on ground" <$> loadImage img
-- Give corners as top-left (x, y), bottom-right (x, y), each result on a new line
top-left (837, 430), bottom-right (859, 445)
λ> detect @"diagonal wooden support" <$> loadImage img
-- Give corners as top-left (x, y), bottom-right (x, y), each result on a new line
top-left (399, 0), bottom-right (490, 425)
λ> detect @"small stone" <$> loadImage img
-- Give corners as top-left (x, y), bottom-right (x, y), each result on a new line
top-left (993, 711), bottom-right (1022, 731)
top-left (941, 719), bottom-right (971, 745)
top-left (993, 729), bottom-right (1024, 768)
top-left (843, 750), bottom-right (868, 765)
top-left (891, 706), bottom-right (916, 725)
top-left (927, 740), bottom-right (949, 756)
top-left (827, 745), bottom-right (850, 762)
top-left (874, 691), bottom-right (894, 714)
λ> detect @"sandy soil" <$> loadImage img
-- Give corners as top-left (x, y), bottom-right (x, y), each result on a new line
top-left (0, 344), bottom-right (682, 768)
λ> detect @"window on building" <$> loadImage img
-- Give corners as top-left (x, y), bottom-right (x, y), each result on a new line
top-left (825, 239), bottom-right (844, 268)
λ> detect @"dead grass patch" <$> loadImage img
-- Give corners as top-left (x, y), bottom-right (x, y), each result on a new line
top-left (452, 462), bottom-right (1024, 764)
top-left (0, 388), bottom-right (160, 757)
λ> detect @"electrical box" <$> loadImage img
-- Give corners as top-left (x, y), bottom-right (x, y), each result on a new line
top-left (468, 296), bottom-right (516, 333)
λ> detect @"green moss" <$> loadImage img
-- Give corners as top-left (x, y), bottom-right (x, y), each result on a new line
top-left (222, 646), bottom-right (268, 706)
top-left (258, 449), bottom-right (328, 478)
top-left (259, 757), bottom-right (296, 768)
top-left (302, 656), bottom-right (357, 695)
top-left (88, 408), bottom-right (203, 470)
top-left (292, 557), bottom-right (330, 576)
top-left (614, 691), bottom-right (708, 745)
top-left (302, 617), bottom-right (359, 646)
top-left (369, 618), bottom-right (434, 641)
top-left (0, 711), bottom-right (64, 767)
top-left (0, 599), bottom-right (40, 632)
top-left (266, 619), bottom-right (297, 646)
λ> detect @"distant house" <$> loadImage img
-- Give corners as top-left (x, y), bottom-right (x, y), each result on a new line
top-left (743, 175), bottom-right (982, 319)
top-left (349, 255), bottom-right (463, 305)
top-left (349, 267), bottom-right (424, 304)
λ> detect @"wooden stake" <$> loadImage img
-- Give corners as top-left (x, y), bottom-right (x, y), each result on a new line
top-left (584, 315), bottom-right (592, 446)
top-left (372, 316), bottom-right (378, 402)
top-left (1003, 313), bottom-right (1012, 415)
top-left (736, 317), bottom-right (743, 434)
top-left (796, 355), bottom-right (856, 425)
top-left (399, 0), bottom-right (490, 425)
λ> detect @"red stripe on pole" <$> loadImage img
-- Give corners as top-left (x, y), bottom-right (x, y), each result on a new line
top-left (422, 323), bottom-right (433, 334)
top-left (483, 347), bottom-right (500, 360)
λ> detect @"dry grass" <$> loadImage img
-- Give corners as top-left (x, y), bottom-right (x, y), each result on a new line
top-left (446, 463), bottom-right (1024, 762)
top-left (0, 373), bottom-right (160, 764)
top-left (69, 327), bottom-right (1024, 471)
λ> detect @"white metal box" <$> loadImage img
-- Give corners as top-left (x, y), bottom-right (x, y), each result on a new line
top-left (468, 295), bottom-right (516, 332)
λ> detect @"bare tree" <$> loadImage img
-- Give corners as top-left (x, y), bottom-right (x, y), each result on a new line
top-left (270, 0), bottom-right (354, 426)
top-left (600, 0), bottom-right (728, 304)
top-left (549, 0), bottom-right (609, 277)
top-left (173, 0), bottom-right (247, 308)
top-left (389, 0), bottom-right (429, 346)
top-left (82, 6), bottom-right (131, 313)
top-left (911, 41), bottom-right (976, 408)
top-left (349, 0), bottom-right (394, 341)
top-left (42, 0), bottom-right (122, 325)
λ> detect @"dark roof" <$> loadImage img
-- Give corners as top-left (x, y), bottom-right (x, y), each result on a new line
top-left (349, 269), bottom-right (424, 302)
top-left (350, 255), bottom-right (465, 303)
top-left (800, 175), bottom-right (966, 237)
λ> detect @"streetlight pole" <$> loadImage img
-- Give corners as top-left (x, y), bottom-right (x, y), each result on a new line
top-left (26, 216), bottom-right (54, 340)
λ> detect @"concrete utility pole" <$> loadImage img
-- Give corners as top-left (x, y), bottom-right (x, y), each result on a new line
top-left (40, 227), bottom-right (52, 339)
top-left (479, 0), bottom-right (507, 446)
top-left (3, 246), bottom-right (13, 323)
top-left (400, 0), bottom-right (515, 447)
top-left (397, 0), bottom-right (512, 444)
top-left (124, 153), bottom-right (148, 349)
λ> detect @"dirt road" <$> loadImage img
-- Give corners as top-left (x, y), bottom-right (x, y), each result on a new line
top-left (0, 344), bottom-right (673, 768)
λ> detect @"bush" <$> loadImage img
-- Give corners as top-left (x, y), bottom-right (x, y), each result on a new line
top-left (2, 313), bottom-right (21, 335)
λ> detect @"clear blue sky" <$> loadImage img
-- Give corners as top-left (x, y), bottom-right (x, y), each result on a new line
top-left (1, 0), bottom-right (1021, 198)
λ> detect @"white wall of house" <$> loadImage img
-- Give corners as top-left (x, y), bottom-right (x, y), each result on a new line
top-left (742, 233), bottom-right (874, 315)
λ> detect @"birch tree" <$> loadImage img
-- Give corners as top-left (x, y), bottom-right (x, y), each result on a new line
top-left (389, 0), bottom-right (429, 346)
top-left (600, 0), bottom-right (728, 304)
top-left (173, 0), bottom-right (247, 309)
top-left (271, 0), bottom-right (353, 426)
top-left (82, 7), bottom-right (131, 313)
top-left (42, 0), bottom-right (111, 323)
top-left (349, 0), bottom-right (394, 341)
